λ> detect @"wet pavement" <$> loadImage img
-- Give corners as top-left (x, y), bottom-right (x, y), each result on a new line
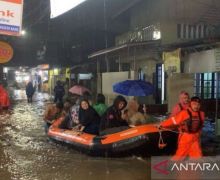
top-left (0, 90), bottom-right (219, 180)
top-left (201, 120), bottom-right (220, 155)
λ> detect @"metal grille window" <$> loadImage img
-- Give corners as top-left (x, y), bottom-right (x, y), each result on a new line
top-left (177, 23), bottom-right (214, 40)
top-left (194, 72), bottom-right (220, 99)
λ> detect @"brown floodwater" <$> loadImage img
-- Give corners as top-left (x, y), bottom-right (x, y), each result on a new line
top-left (0, 90), bottom-right (151, 180)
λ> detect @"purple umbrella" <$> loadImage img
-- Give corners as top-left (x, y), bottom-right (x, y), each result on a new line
top-left (113, 80), bottom-right (154, 96)
top-left (69, 85), bottom-right (91, 96)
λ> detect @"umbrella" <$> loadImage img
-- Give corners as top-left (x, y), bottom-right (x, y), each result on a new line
top-left (69, 85), bottom-right (91, 96)
top-left (113, 80), bottom-right (154, 96)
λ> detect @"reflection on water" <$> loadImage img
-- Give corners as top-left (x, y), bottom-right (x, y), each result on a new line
top-left (0, 91), bottom-right (150, 180)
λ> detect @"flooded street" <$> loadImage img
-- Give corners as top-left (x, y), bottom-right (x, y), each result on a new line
top-left (0, 91), bottom-right (150, 180)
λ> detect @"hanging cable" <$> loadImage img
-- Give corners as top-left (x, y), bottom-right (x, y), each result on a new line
top-left (103, 0), bottom-right (109, 72)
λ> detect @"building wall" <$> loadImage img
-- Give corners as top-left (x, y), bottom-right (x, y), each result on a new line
top-left (135, 58), bottom-right (157, 105)
top-left (184, 49), bottom-right (220, 73)
top-left (167, 73), bottom-right (194, 112)
top-left (100, 0), bottom-right (220, 107)
top-left (102, 71), bottom-right (135, 105)
top-left (160, 22), bottom-right (177, 44)
top-left (130, 0), bottom-right (220, 27)
top-left (129, 0), bottom-right (220, 44)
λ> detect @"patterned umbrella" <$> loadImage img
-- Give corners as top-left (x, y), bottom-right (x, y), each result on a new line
top-left (69, 85), bottom-right (91, 96)
top-left (113, 80), bottom-right (154, 96)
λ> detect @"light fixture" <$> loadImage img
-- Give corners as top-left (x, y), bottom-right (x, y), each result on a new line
top-left (153, 30), bottom-right (161, 40)
top-left (50, 0), bottom-right (87, 18)
top-left (21, 30), bottom-right (26, 36)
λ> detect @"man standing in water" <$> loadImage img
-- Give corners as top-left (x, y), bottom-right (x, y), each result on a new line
top-left (54, 81), bottom-right (65, 103)
top-left (25, 81), bottom-right (35, 103)
top-left (159, 96), bottom-right (205, 160)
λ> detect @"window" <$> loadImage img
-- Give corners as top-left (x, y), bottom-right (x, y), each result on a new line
top-left (138, 68), bottom-right (145, 81)
top-left (194, 72), bottom-right (220, 99)
top-left (154, 64), bottom-right (166, 104)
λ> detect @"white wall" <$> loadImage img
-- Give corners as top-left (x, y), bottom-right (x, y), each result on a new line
top-left (184, 49), bottom-right (216, 73)
top-left (102, 71), bottom-right (135, 105)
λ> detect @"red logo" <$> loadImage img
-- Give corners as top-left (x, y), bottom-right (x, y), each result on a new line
top-left (153, 160), bottom-right (169, 175)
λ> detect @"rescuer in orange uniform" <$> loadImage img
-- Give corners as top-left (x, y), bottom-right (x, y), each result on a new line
top-left (170, 91), bottom-right (190, 117)
top-left (160, 96), bottom-right (205, 160)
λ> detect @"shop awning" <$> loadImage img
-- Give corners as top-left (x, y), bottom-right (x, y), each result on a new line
top-left (88, 40), bottom-right (161, 59)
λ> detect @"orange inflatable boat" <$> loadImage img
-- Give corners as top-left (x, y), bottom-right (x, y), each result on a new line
top-left (48, 117), bottom-right (177, 156)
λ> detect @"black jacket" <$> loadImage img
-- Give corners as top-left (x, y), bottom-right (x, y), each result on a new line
top-left (100, 95), bottom-right (128, 133)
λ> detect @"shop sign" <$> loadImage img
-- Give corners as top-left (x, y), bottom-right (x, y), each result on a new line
top-left (0, 0), bottom-right (24, 36)
top-left (0, 41), bottom-right (13, 63)
top-left (163, 48), bottom-right (181, 73)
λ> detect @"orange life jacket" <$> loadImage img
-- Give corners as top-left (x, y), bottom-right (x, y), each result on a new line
top-left (180, 109), bottom-right (203, 133)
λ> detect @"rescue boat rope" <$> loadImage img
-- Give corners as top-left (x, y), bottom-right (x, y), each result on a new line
top-left (160, 127), bottom-right (180, 134)
top-left (158, 130), bottom-right (167, 149)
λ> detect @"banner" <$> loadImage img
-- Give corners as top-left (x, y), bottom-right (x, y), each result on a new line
top-left (163, 48), bottom-right (181, 73)
top-left (0, 0), bottom-right (23, 36)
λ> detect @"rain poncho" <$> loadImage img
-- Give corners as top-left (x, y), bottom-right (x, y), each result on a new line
top-left (0, 85), bottom-right (10, 108)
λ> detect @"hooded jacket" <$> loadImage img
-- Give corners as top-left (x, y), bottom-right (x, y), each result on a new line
top-left (100, 95), bottom-right (128, 132)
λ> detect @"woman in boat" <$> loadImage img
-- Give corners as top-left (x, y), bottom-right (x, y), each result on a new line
top-left (99, 95), bottom-right (128, 135)
top-left (78, 99), bottom-right (100, 135)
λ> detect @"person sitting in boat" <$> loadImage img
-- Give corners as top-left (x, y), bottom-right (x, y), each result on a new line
top-left (68, 95), bottom-right (81, 127)
top-left (59, 97), bottom-right (80, 129)
top-left (124, 99), bottom-right (146, 126)
top-left (92, 93), bottom-right (108, 116)
top-left (0, 83), bottom-right (10, 111)
top-left (43, 101), bottom-right (64, 131)
top-left (59, 93), bottom-right (91, 130)
top-left (138, 104), bottom-right (158, 124)
top-left (62, 99), bottom-right (72, 117)
top-left (122, 99), bottom-right (157, 126)
top-left (77, 99), bottom-right (100, 135)
top-left (99, 95), bottom-right (129, 135)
